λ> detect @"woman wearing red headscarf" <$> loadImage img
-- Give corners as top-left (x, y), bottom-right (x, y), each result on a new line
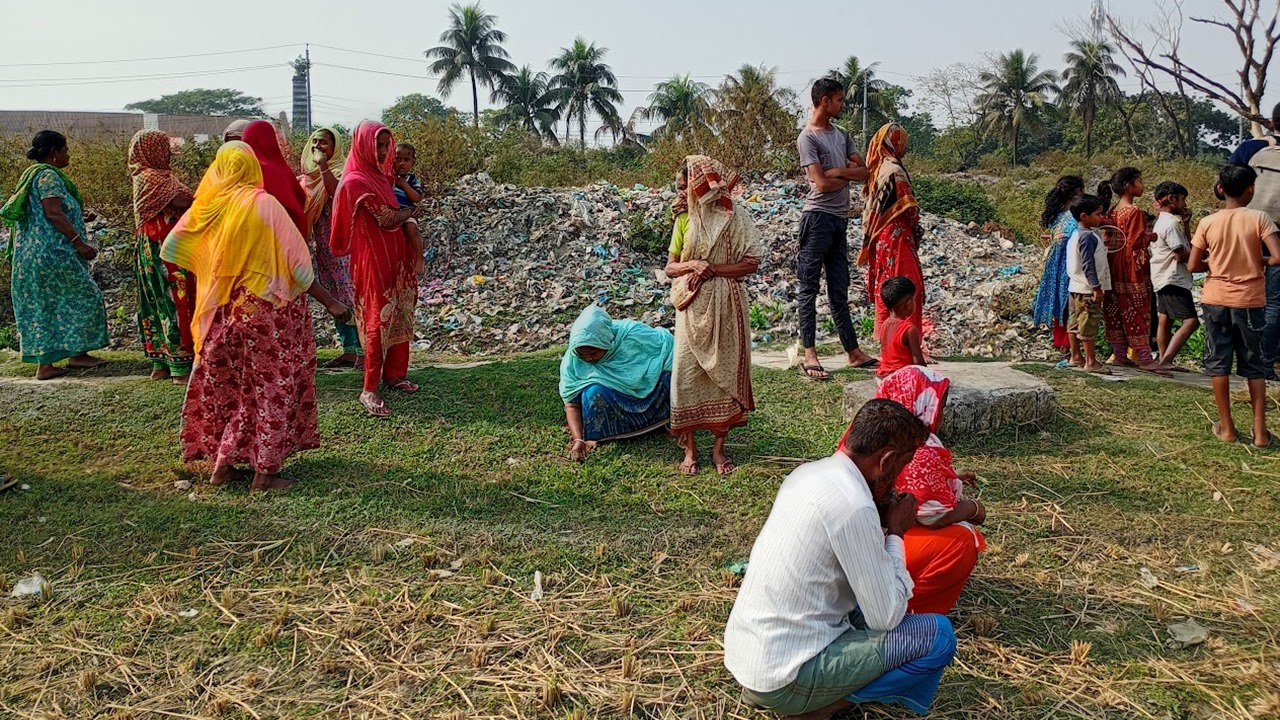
top-left (242, 120), bottom-right (308, 237)
top-left (838, 366), bottom-right (987, 615)
top-left (860, 123), bottom-right (925, 340)
top-left (330, 121), bottom-right (419, 417)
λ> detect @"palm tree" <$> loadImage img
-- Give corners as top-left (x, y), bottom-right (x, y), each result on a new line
top-left (493, 65), bottom-right (561, 144)
top-left (826, 56), bottom-right (891, 130)
top-left (1060, 38), bottom-right (1126, 157)
top-left (642, 74), bottom-right (711, 140)
top-left (424, 3), bottom-right (516, 130)
top-left (548, 38), bottom-right (624, 147)
top-left (595, 106), bottom-right (649, 147)
top-left (712, 65), bottom-right (801, 170)
top-left (975, 49), bottom-right (1060, 165)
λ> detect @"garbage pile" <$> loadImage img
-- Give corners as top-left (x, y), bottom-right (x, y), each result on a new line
top-left (400, 172), bottom-right (1052, 359)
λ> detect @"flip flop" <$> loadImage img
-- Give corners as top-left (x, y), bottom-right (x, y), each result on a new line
top-left (361, 394), bottom-right (391, 418)
top-left (716, 458), bottom-right (737, 476)
top-left (679, 459), bottom-right (699, 476)
top-left (851, 357), bottom-right (881, 369)
top-left (801, 364), bottom-right (831, 382)
top-left (387, 379), bottom-right (419, 394)
top-left (1251, 430), bottom-right (1278, 449)
top-left (1212, 421), bottom-right (1244, 444)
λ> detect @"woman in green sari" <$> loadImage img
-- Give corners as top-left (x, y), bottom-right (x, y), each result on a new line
top-left (1, 131), bottom-right (109, 380)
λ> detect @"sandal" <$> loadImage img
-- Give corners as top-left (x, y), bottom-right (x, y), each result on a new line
top-left (1251, 430), bottom-right (1278, 449)
top-left (851, 357), bottom-right (881, 370)
top-left (801, 364), bottom-right (831, 382)
top-left (387, 379), bottom-right (419, 394)
top-left (715, 458), bottom-right (737, 476)
top-left (1212, 421), bottom-right (1243, 444)
top-left (679, 458), bottom-right (699, 476)
top-left (361, 393), bottom-right (391, 418)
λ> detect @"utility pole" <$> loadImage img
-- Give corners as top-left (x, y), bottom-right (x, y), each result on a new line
top-left (1091, 0), bottom-right (1105, 41)
top-left (862, 72), bottom-right (869, 149)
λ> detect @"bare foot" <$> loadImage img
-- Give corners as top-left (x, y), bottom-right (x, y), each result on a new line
top-left (1083, 362), bottom-right (1111, 375)
top-left (249, 473), bottom-right (296, 493)
top-left (171, 375), bottom-right (190, 386)
top-left (1213, 421), bottom-right (1240, 444)
top-left (1138, 362), bottom-right (1172, 378)
top-left (322, 353), bottom-right (358, 369)
top-left (361, 391), bottom-right (391, 417)
top-left (209, 465), bottom-right (245, 486)
top-left (150, 368), bottom-right (170, 381)
top-left (1068, 355), bottom-right (1085, 367)
top-left (66, 353), bottom-right (108, 369)
top-left (36, 364), bottom-right (69, 381)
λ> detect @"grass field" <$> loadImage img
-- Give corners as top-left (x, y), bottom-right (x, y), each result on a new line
top-left (1, 350), bottom-right (1278, 720)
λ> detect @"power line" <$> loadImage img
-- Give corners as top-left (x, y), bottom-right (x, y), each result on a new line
top-left (0, 64), bottom-right (287, 89)
top-left (0, 44), bottom-right (299, 69)
top-left (312, 62), bottom-right (439, 81)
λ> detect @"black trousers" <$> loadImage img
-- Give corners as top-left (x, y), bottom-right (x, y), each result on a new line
top-left (796, 210), bottom-right (860, 351)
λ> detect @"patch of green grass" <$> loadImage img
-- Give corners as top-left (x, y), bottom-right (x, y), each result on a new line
top-left (0, 353), bottom-right (1277, 718)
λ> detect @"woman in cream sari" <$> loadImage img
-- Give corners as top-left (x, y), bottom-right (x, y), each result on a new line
top-left (664, 156), bottom-right (763, 476)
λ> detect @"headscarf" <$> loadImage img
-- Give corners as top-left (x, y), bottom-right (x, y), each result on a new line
top-left (222, 119), bottom-right (250, 142)
top-left (160, 142), bottom-right (315, 354)
top-left (298, 127), bottom-right (346, 231)
top-left (858, 123), bottom-right (918, 266)
top-left (669, 155), bottom-right (760, 311)
top-left (837, 366), bottom-right (961, 517)
top-left (129, 130), bottom-right (193, 228)
top-left (242, 120), bottom-right (308, 237)
top-left (1, 163), bottom-right (83, 226)
top-left (330, 120), bottom-right (399, 257)
top-left (558, 304), bottom-right (674, 404)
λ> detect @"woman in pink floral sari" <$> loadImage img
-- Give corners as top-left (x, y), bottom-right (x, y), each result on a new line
top-left (161, 142), bottom-right (350, 493)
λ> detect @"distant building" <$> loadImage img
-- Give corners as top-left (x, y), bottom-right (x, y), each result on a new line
top-left (0, 111), bottom-right (259, 142)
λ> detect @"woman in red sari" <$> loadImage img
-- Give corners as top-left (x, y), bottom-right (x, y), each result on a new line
top-left (330, 121), bottom-right (419, 417)
top-left (161, 142), bottom-right (351, 492)
top-left (1104, 167), bottom-right (1167, 374)
top-left (242, 120), bottom-right (308, 238)
top-left (860, 123), bottom-right (924, 339)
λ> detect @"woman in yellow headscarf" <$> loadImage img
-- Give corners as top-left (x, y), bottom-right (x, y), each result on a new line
top-left (860, 123), bottom-right (924, 338)
top-left (161, 141), bottom-right (351, 493)
top-left (298, 126), bottom-right (362, 368)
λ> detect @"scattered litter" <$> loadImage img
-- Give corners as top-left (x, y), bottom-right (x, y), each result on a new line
top-left (10, 573), bottom-right (49, 599)
top-left (37, 516), bottom-right (46, 524)
top-left (177, 609), bottom-right (199, 619)
top-left (449, 559), bottom-right (464, 571)
top-left (391, 538), bottom-right (416, 550)
top-left (1165, 619), bottom-right (1209, 650)
top-left (428, 569), bottom-right (455, 580)
top-left (505, 457), bottom-right (522, 467)
top-left (187, 493), bottom-right (198, 502)
top-left (1095, 375), bottom-right (1128, 383)
top-left (1234, 597), bottom-right (1259, 613)
top-left (1175, 564), bottom-right (1200, 574)
top-left (173, 479), bottom-right (193, 491)
top-left (530, 570), bottom-right (544, 602)
top-left (20, 484), bottom-right (31, 491)
top-left (725, 561), bottom-right (749, 578)
top-left (1139, 567), bottom-right (1160, 589)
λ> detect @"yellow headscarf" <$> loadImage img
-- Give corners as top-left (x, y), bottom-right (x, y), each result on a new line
top-left (161, 141), bottom-right (315, 353)
top-left (298, 126), bottom-right (346, 232)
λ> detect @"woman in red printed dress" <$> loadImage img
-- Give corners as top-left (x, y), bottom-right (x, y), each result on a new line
top-left (860, 123), bottom-right (925, 339)
top-left (161, 141), bottom-right (351, 493)
top-left (330, 121), bottom-right (419, 417)
top-left (1104, 167), bottom-right (1168, 375)
top-left (129, 130), bottom-right (195, 383)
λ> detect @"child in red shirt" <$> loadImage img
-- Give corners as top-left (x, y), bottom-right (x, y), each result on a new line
top-left (876, 276), bottom-right (927, 378)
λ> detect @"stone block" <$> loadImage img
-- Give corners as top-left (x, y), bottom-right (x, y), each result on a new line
top-left (842, 363), bottom-right (1058, 439)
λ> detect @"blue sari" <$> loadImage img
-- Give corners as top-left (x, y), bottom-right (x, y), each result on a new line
top-left (1032, 210), bottom-right (1077, 327)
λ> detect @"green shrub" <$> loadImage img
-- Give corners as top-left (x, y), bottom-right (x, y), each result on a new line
top-left (623, 211), bottom-right (671, 256)
top-left (913, 175), bottom-right (997, 226)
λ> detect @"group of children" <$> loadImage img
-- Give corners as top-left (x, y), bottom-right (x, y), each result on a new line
top-left (1054, 164), bottom-right (1280, 447)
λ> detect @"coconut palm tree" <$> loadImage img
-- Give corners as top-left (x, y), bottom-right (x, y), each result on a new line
top-left (492, 65), bottom-right (561, 144)
top-left (548, 38), bottom-right (624, 147)
top-left (594, 106), bottom-right (651, 147)
top-left (712, 65), bottom-right (801, 171)
top-left (642, 74), bottom-right (711, 140)
top-left (1060, 38), bottom-right (1126, 157)
top-left (424, 3), bottom-right (516, 130)
top-left (975, 49), bottom-right (1060, 165)
top-left (826, 56), bottom-right (892, 130)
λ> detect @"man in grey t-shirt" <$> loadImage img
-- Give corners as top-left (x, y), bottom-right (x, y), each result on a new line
top-left (796, 78), bottom-right (877, 380)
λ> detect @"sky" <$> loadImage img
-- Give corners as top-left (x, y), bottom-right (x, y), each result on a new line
top-left (0, 0), bottom-right (1261, 133)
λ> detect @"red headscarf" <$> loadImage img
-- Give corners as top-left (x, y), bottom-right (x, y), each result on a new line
top-left (838, 366), bottom-right (960, 512)
top-left (242, 120), bottom-right (308, 237)
top-left (330, 120), bottom-right (398, 257)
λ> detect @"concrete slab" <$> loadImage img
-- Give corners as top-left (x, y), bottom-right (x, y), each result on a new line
top-left (842, 362), bottom-right (1059, 439)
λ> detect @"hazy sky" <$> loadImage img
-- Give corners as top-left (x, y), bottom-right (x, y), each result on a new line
top-left (0, 0), bottom-right (1259, 130)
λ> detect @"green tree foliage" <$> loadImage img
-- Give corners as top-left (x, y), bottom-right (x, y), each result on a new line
top-left (827, 56), bottom-right (895, 136)
top-left (642, 75), bottom-right (712, 141)
top-left (710, 65), bottom-right (801, 172)
top-left (425, 2), bottom-right (516, 130)
top-left (976, 50), bottom-right (1061, 165)
top-left (381, 93), bottom-right (451, 129)
top-left (124, 88), bottom-right (266, 117)
top-left (1059, 38), bottom-right (1125, 157)
top-left (492, 66), bottom-right (561, 144)
top-left (548, 38), bottom-right (624, 147)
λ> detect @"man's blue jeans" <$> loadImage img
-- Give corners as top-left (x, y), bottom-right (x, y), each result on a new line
top-left (1264, 265), bottom-right (1280, 374)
